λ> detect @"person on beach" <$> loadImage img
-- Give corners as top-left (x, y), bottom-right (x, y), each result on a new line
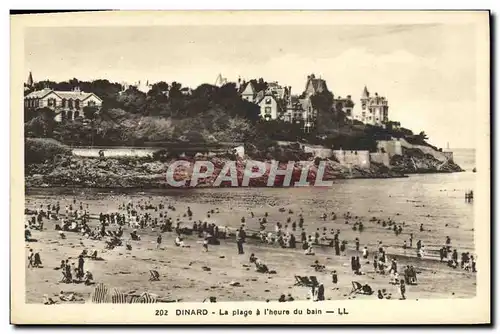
top-left (203, 237), bottom-right (209, 252)
top-left (409, 233), bottom-right (413, 248)
top-left (399, 280), bottom-right (406, 300)
top-left (83, 271), bottom-right (94, 285)
top-left (249, 253), bottom-right (257, 264)
top-left (362, 246), bottom-right (368, 259)
top-left (317, 284), bottom-right (325, 301)
top-left (390, 258), bottom-right (398, 274)
top-left (77, 255), bottom-right (85, 280)
top-left (156, 234), bottom-right (162, 249)
top-left (355, 256), bottom-right (361, 274)
top-left (332, 270), bottom-right (338, 284)
top-left (304, 242), bottom-right (315, 255)
top-left (27, 249), bottom-right (34, 268)
top-left (340, 241), bottom-right (347, 256)
top-left (310, 286), bottom-right (317, 301)
top-left (355, 238), bottom-right (360, 252)
top-left (64, 260), bottom-right (72, 283)
top-left (452, 249), bottom-right (458, 266)
top-left (236, 227), bottom-right (245, 255)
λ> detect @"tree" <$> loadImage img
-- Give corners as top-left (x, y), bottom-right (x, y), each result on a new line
top-left (417, 131), bottom-right (429, 141)
top-left (83, 106), bottom-right (99, 120)
top-left (116, 86), bottom-right (147, 114)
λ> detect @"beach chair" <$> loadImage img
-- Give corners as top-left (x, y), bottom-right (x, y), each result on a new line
top-left (294, 276), bottom-right (304, 286)
top-left (149, 270), bottom-right (160, 281)
top-left (300, 276), bottom-right (314, 287)
top-left (350, 281), bottom-right (363, 295)
top-left (309, 276), bottom-right (320, 287)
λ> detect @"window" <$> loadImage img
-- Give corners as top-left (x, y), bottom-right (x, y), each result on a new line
top-left (47, 98), bottom-right (55, 107)
top-left (68, 99), bottom-right (73, 109)
top-left (62, 99), bottom-right (67, 108)
top-left (265, 107), bottom-right (272, 114)
top-left (265, 98), bottom-right (272, 105)
top-left (87, 100), bottom-right (96, 107)
top-left (75, 99), bottom-right (80, 110)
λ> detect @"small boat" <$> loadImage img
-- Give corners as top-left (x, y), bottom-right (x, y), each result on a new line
top-left (472, 167), bottom-right (476, 173)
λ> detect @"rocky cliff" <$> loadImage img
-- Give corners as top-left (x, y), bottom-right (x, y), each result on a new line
top-left (25, 155), bottom-right (405, 188)
top-left (389, 148), bottom-right (463, 174)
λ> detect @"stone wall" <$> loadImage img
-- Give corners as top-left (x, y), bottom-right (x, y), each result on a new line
top-left (72, 146), bottom-right (160, 158)
top-left (376, 139), bottom-right (403, 157)
top-left (302, 144), bottom-right (333, 159)
top-left (333, 150), bottom-right (370, 168)
top-left (72, 145), bottom-right (245, 159)
top-left (369, 152), bottom-right (390, 166)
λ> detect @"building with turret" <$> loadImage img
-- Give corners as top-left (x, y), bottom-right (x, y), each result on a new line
top-left (349, 85), bottom-right (389, 126)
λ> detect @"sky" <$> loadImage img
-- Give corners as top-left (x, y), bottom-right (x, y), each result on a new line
top-left (24, 24), bottom-right (479, 149)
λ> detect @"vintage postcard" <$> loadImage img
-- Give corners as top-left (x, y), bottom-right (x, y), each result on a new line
top-left (10, 10), bottom-right (490, 325)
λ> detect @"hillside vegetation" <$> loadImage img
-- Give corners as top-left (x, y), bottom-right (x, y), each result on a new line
top-left (25, 78), bottom-right (441, 152)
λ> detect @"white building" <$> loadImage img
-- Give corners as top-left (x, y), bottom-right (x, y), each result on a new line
top-left (349, 86), bottom-right (389, 126)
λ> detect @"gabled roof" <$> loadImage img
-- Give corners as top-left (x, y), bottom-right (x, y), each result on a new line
top-left (25, 88), bottom-right (54, 99)
top-left (25, 89), bottom-right (103, 102)
top-left (254, 90), bottom-right (265, 103)
top-left (240, 81), bottom-right (256, 95)
top-left (255, 93), bottom-right (277, 105)
top-left (304, 74), bottom-right (328, 95)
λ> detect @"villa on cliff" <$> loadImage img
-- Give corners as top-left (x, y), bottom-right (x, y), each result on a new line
top-left (24, 72), bottom-right (103, 122)
top-left (348, 85), bottom-right (389, 126)
top-left (24, 87), bottom-right (103, 122)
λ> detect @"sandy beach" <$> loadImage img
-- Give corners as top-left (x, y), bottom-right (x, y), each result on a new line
top-left (24, 173), bottom-right (477, 304)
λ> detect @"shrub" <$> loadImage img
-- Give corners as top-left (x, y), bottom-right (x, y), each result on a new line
top-left (25, 138), bottom-right (71, 164)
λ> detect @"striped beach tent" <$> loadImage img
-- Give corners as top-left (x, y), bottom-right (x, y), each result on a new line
top-left (110, 287), bottom-right (128, 304)
top-left (89, 283), bottom-right (111, 303)
top-left (138, 292), bottom-right (158, 303)
top-left (127, 295), bottom-right (141, 304)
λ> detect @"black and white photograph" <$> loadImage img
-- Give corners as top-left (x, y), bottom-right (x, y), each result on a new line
top-left (10, 10), bottom-right (491, 325)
